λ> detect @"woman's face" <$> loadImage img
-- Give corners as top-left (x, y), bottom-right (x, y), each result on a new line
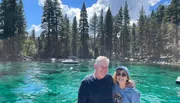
top-left (116, 70), bottom-right (128, 84)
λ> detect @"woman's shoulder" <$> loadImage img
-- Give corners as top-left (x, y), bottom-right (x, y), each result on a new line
top-left (126, 88), bottom-right (140, 95)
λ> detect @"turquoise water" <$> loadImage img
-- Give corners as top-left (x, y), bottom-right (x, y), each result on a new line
top-left (0, 61), bottom-right (179, 103)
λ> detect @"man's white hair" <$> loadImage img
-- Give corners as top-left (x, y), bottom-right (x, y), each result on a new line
top-left (95, 56), bottom-right (109, 65)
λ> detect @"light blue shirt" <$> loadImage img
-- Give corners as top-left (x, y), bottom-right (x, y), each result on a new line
top-left (112, 83), bottom-right (140, 103)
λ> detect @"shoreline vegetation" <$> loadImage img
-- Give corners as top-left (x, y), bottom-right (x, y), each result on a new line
top-left (0, 1), bottom-right (180, 65)
top-left (1, 55), bottom-right (180, 68)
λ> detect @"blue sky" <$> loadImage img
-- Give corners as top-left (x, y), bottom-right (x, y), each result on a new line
top-left (0, 0), bottom-right (171, 36)
top-left (61, 0), bottom-right (98, 8)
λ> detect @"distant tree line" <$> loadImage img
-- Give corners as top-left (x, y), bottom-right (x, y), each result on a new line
top-left (0, 0), bottom-right (180, 62)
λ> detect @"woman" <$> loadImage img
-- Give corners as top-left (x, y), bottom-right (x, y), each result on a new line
top-left (112, 66), bottom-right (140, 103)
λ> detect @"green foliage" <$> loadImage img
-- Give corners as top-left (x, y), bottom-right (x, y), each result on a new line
top-left (90, 12), bottom-right (98, 58)
top-left (79, 2), bottom-right (90, 58)
top-left (104, 7), bottom-right (113, 59)
top-left (98, 9), bottom-right (105, 55)
top-left (23, 37), bottom-right (37, 56)
top-left (122, 1), bottom-right (130, 57)
top-left (41, 0), bottom-right (62, 58)
top-left (71, 16), bottom-right (78, 56)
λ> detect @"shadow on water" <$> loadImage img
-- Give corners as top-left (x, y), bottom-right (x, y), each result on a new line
top-left (41, 69), bottom-right (63, 75)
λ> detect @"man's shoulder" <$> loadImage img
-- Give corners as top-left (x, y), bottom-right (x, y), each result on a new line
top-left (105, 74), bottom-right (113, 80)
top-left (82, 74), bottom-right (94, 82)
top-left (106, 74), bottom-right (112, 78)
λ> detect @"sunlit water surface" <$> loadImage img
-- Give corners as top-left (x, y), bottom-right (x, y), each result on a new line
top-left (0, 61), bottom-right (179, 103)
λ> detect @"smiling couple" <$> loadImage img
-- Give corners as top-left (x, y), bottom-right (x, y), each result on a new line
top-left (78, 56), bottom-right (140, 103)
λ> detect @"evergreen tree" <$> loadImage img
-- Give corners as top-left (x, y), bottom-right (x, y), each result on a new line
top-left (90, 12), bottom-right (98, 57)
top-left (41, 0), bottom-right (62, 58)
top-left (113, 15), bottom-right (119, 59)
top-left (131, 23), bottom-right (137, 58)
top-left (72, 16), bottom-right (78, 56)
top-left (137, 6), bottom-right (146, 58)
top-left (0, 0), bottom-right (18, 39)
top-left (116, 7), bottom-right (123, 58)
top-left (41, 0), bottom-right (53, 58)
top-left (31, 29), bottom-right (36, 41)
top-left (104, 7), bottom-right (113, 59)
top-left (149, 10), bottom-right (158, 58)
top-left (97, 9), bottom-right (105, 55)
top-left (166, 0), bottom-right (180, 61)
top-left (37, 37), bottom-right (42, 58)
top-left (156, 5), bottom-right (165, 23)
top-left (122, 1), bottom-right (130, 57)
top-left (155, 5), bottom-right (166, 58)
top-left (52, 0), bottom-right (62, 58)
top-left (16, 0), bottom-right (26, 55)
top-left (0, 0), bottom-right (20, 58)
top-left (79, 2), bottom-right (89, 58)
top-left (63, 14), bottom-right (70, 58)
top-left (0, 0), bottom-right (7, 39)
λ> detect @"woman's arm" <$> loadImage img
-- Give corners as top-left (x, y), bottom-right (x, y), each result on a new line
top-left (131, 89), bottom-right (140, 103)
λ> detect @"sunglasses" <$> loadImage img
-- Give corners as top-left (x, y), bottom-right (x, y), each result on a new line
top-left (116, 72), bottom-right (127, 77)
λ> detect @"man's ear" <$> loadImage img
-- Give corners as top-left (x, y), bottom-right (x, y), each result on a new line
top-left (94, 64), bottom-right (96, 70)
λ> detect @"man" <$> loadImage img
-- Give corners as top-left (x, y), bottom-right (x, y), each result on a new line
top-left (78, 56), bottom-right (113, 103)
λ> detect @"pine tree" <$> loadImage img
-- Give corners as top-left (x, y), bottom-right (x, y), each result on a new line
top-left (90, 12), bottom-right (98, 58)
top-left (72, 16), bottom-right (78, 56)
top-left (37, 37), bottom-right (42, 58)
top-left (41, 0), bottom-right (62, 58)
top-left (166, 0), bottom-right (180, 61)
top-left (41, 0), bottom-right (53, 58)
top-left (31, 29), bottom-right (36, 41)
top-left (155, 5), bottom-right (166, 58)
top-left (79, 2), bottom-right (89, 58)
top-left (137, 6), bottom-right (146, 58)
top-left (63, 14), bottom-right (70, 58)
top-left (116, 7), bottom-right (123, 58)
top-left (104, 7), bottom-right (113, 59)
top-left (52, 0), bottom-right (62, 58)
top-left (149, 10), bottom-right (158, 58)
top-left (97, 9), bottom-right (105, 55)
top-left (113, 15), bottom-right (119, 59)
top-left (0, 0), bottom-right (19, 58)
top-left (122, 1), bottom-right (130, 57)
top-left (0, 0), bottom-right (7, 39)
top-left (131, 23), bottom-right (137, 58)
top-left (16, 0), bottom-right (26, 56)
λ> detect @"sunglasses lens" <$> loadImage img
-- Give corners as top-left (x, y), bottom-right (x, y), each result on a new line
top-left (116, 72), bottom-right (127, 77)
top-left (122, 73), bottom-right (126, 77)
top-left (116, 72), bottom-right (120, 76)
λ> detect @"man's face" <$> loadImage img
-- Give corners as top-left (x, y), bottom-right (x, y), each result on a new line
top-left (94, 60), bottom-right (109, 79)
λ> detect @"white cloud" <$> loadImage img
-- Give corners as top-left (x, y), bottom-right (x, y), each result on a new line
top-left (37, 0), bottom-right (162, 22)
top-left (61, 5), bottom-right (81, 24)
top-left (34, 0), bottom-right (162, 36)
top-left (148, 0), bottom-right (161, 6)
top-left (38, 0), bottom-right (45, 6)
top-left (96, 0), bottom-right (161, 23)
top-left (28, 25), bottom-right (43, 37)
top-left (38, 0), bottom-right (62, 6)
top-left (163, 1), bottom-right (170, 6)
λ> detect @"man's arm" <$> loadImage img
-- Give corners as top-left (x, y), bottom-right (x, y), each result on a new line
top-left (78, 80), bottom-right (89, 103)
top-left (126, 80), bottom-right (135, 88)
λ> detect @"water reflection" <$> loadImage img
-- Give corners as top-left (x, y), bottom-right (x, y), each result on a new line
top-left (0, 61), bottom-right (180, 103)
top-left (13, 63), bottom-right (49, 101)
